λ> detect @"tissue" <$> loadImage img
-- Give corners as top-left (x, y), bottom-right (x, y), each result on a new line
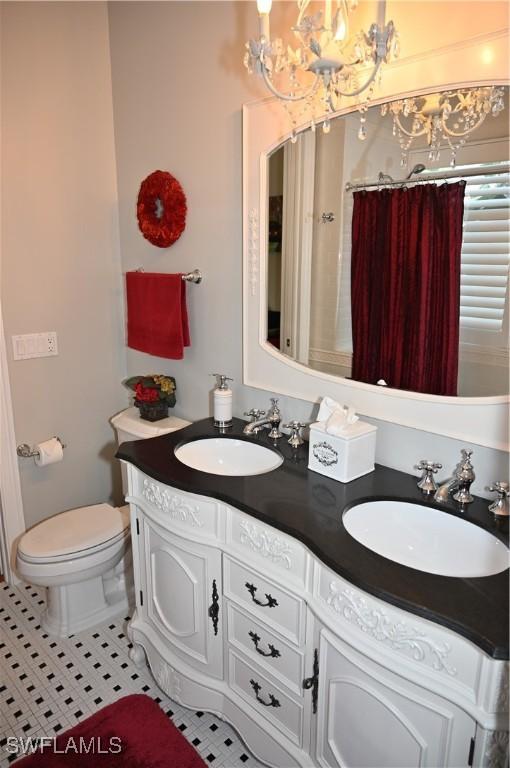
top-left (316, 397), bottom-right (359, 435)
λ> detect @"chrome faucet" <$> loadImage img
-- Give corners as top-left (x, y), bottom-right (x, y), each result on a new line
top-left (243, 399), bottom-right (284, 437)
top-left (434, 449), bottom-right (475, 505)
top-left (243, 408), bottom-right (268, 435)
top-left (434, 476), bottom-right (459, 503)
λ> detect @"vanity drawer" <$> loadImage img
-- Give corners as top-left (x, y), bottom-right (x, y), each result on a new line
top-left (226, 507), bottom-right (310, 591)
top-left (228, 649), bottom-right (304, 747)
top-left (131, 473), bottom-right (221, 542)
top-left (226, 601), bottom-right (304, 695)
top-left (224, 556), bottom-right (306, 646)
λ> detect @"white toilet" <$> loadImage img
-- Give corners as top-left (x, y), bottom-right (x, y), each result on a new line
top-left (16, 407), bottom-right (190, 637)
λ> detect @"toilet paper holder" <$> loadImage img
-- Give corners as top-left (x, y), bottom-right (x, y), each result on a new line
top-left (17, 436), bottom-right (66, 459)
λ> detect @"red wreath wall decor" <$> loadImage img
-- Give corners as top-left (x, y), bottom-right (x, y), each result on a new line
top-left (136, 170), bottom-right (187, 248)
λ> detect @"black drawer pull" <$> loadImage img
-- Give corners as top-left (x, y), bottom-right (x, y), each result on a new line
top-left (250, 679), bottom-right (281, 708)
top-left (245, 582), bottom-right (278, 608)
top-left (208, 579), bottom-right (219, 636)
top-left (303, 648), bottom-right (319, 715)
top-left (249, 631), bottom-right (281, 659)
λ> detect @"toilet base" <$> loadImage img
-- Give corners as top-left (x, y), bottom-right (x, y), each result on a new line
top-left (41, 554), bottom-right (135, 637)
top-left (42, 580), bottom-right (132, 637)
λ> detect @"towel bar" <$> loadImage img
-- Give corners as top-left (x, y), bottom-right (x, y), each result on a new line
top-left (181, 269), bottom-right (202, 284)
top-left (134, 268), bottom-right (202, 284)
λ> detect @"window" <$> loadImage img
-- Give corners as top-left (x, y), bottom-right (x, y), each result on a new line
top-left (459, 163), bottom-right (509, 337)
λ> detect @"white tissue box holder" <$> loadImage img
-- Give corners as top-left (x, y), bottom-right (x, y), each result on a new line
top-left (308, 420), bottom-right (377, 483)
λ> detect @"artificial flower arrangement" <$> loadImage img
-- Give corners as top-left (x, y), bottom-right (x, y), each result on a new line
top-left (123, 375), bottom-right (176, 421)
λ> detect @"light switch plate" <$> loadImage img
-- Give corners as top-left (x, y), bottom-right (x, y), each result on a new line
top-left (12, 332), bottom-right (58, 360)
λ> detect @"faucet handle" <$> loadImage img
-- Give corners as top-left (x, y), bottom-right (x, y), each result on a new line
top-left (244, 408), bottom-right (266, 422)
top-left (282, 421), bottom-right (307, 448)
top-left (415, 460), bottom-right (442, 494)
top-left (416, 460), bottom-right (442, 472)
top-left (486, 482), bottom-right (509, 518)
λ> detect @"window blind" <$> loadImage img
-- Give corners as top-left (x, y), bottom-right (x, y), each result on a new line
top-left (460, 166), bottom-right (510, 331)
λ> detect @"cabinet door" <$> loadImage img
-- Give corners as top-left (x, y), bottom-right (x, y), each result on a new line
top-left (141, 513), bottom-right (223, 679)
top-left (315, 628), bottom-right (475, 768)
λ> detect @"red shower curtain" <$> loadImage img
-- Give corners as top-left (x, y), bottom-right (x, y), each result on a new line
top-left (350, 182), bottom-right (465, 396)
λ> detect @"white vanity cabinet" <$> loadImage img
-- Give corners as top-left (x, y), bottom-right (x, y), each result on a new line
top-left (137, 513), bottom-right (223, 679)
top-left (314, 626), bottom-right (476, 767)
top-left (124, 466), bottom-right (509, 768)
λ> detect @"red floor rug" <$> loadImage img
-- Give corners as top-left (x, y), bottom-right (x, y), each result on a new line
top-left (16, 694), bottom-right (207, 767)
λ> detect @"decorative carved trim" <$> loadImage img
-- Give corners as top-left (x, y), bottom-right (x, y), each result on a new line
top-left (326, 583), bottom-right (457, 676)
top-left (496, 666), bottom-right (509, 713)
top-left (239, 520), bottom-right (292, 569)
top-left (142, 479), bottom-right (203, 527)
top-left (155, 661), bottom-right (182, 703)
top-left (248, 208), bottom-right (259, 297)
top-left (484, 730), bottom-right (509, 768)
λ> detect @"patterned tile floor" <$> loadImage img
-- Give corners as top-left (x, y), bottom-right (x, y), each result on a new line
top-left (0, 582), bottom-right (265, 767)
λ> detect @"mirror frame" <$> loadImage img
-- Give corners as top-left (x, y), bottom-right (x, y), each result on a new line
top-left (243, 30), bottom-right (509, 450)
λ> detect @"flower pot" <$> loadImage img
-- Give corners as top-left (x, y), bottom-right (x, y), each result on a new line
top-left (136, 400), bottom-right (169, 422)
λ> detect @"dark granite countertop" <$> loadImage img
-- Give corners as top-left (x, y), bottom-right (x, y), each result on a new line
top-left (117, 418), bottom-right (509, 660)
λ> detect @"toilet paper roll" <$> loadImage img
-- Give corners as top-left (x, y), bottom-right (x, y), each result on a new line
top-left (34, 437), bottom-right (64, 466)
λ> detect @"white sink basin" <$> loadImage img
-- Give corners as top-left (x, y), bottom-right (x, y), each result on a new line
top-left (343, 501), bottom-right (509, 577)
top-left (174, 438), bottom-right (283, 476)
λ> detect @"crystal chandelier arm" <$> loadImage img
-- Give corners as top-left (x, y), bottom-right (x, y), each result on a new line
top-left (392, 113), bottom-right (429, 139)
top-left (332, 58), bottom-right (382, 99)
top-left (260, 64), bottom-right (321, 102)
top-left (441, 111), bottom-right (488, 138)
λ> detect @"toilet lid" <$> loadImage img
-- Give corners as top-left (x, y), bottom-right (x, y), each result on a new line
top-left (18, 504), bottom-right (130, 560)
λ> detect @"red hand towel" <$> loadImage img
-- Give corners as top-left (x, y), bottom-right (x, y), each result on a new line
top-left (126, 271), bottom-right (190, 359)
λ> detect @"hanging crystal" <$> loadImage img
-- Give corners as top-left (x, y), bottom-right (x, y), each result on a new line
top-left (381, 86), bottom-right (506, 165)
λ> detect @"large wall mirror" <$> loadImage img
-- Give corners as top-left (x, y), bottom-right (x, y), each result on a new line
top-left (266, 86), bottom-right (509, 399)
top-left (243, 31), bottom-right (509, 450)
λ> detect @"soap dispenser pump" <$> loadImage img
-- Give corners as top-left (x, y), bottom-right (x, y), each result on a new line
top-left (211, 374), bottom-right (233, 428)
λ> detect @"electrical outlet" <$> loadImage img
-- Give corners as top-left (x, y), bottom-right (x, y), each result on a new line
top-left (46, 332), bottom-right (58, 355)
top-left (12, 332), bottom-right (58, 360)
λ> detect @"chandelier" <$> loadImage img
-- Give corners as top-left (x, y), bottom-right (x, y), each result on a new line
top-left (244, 0), bottom-right (399, 136)
top-left (383, 87), bottom-right (506, 166)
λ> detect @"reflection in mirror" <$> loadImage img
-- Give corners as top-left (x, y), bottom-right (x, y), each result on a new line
top-left (266, 86), bottom-right (509, 397)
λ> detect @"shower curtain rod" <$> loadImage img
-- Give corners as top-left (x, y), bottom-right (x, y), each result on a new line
top-left (345, 164), bottom-right (509, 193)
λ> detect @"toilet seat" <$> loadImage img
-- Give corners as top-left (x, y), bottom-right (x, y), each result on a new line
top-left (18, 504), bottom-right (130, 564)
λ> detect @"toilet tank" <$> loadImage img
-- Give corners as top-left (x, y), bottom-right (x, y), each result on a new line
top-left (111, 407), bottom-right (191, 496)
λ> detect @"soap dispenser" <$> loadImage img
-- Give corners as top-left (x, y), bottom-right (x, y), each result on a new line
top-left (211, 374), bottom-right (233, 428)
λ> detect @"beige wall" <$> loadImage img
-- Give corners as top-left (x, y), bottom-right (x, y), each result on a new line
top-left (1, 2), bottom-right (127, 528)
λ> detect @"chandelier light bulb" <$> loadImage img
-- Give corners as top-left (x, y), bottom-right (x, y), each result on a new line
top-left (256, 0), bottom-right (272, 14)
top-left (334, 20), bottom-right (347, 40)
top-left (256, 0), bottom-right (272, 39)
top-left (334, 4), bottom-right (348, 43)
